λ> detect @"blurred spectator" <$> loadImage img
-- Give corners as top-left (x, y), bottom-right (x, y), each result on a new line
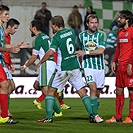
top-left (106, 26), bottom-right (119, 48)
top-left (34, 2), bottom-right (52, 36)
top-left (67, 5), bottom-right (82, 45)
top-left (109, 12), bottom-right (119, 30)
top-left (84, 6), bottom-right (96, 30)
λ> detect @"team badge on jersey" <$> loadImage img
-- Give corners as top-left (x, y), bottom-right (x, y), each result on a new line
top-left (125, 32), bottom-right (128, 37)
top-left (85, 41), bottom-right (97, 51)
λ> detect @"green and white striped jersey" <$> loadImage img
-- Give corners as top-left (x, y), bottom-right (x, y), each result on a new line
top-left (0, 26), bottom-right (6, 67)
top-left (50, 28), bottom-right (80, 71)
top-left (79, 30), bottom-right (106, 70)
top-left (32, 33), bottom-right (54, 61)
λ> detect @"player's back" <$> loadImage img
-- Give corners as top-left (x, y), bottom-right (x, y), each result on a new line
top-left (33, 33), bottom-right (54, 61)
top-left (51, 28), bottom-right (80, 71)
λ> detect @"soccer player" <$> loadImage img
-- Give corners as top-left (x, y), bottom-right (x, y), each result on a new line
top-left (33, 51), bottom-right (71, 110)
top-left (35, 15), bottom-right (95, 123)
top-left (75, 14), bottom-right (106, 123)
top-left (105, 10), bottom-right (133, 123)
top-left (3, 18), bottom-right (20, 117)
top-left (20, 20), bottom-right (63, 117)
top-left (0, 5), bottom-right (20, 124)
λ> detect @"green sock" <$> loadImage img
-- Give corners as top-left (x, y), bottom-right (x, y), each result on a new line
top-left (91, 96), bottom-right (98, 116)
top-left (97, 99), bottom-right (100, 108)
top-left (53, 100), bottom-right (60, 114)
top-left (45, 95), bottom-right (55, 119)
top-left (82, 95), bottom-right (93, 116)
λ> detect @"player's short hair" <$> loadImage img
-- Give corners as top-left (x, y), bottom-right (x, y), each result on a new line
top-left (42, 2), bottom-right (46, 6)
top-left (0, 5), bottom-right (9, 14)
top-left (6, 18), bottom-right (20, 28)
top-left (73, 5), bottom-right (78, 9)
top-left (51, 15), bottom-right (65, 28)
top-left (86, 14), bottom-right (99, 24)
top-left (119, 10), bottom-right (133, 26)
top-left (31, 20), bottom-right (43, 32)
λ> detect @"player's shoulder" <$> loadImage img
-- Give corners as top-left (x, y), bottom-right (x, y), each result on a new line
top-left (79, 30), bottom-right (87, 36)
top-left (97, 29), bottom-right (106, 36)
top-left (38, 33), bottom-right (50, 40)
top-left (130, 25), bottom-right (133, 29)
top-left (98, 29), bottom-right (106, 34)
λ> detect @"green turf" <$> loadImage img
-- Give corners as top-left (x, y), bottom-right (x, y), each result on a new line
top-left (0, 98), bottom-right (133, 133)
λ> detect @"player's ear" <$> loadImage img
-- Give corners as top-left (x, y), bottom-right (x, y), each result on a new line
top-left (8, 25), bottom-right (12, 29)
top-left (86, 22), bottom-right (89, 27)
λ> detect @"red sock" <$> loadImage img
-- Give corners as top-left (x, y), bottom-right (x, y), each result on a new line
top-left (115, 94), bottom-right (124, 119)
top-left (36, 94), bottom-right (45, 102)
top-left (0, 94), bottom-right (8, 118)
top-left (129, 94), bottom-right (133, 119)
top-left (55, 92), bottom-right (64, 106)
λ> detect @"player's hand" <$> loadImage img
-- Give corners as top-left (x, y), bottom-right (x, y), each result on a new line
top-left (20, 65), bottom-right (26, 71)
top-left (111, 62), bottom-right (116, 73)
top-left (127, 64), bottom-right (132, 76)
top-left (19, 42), bottom-right (30, 48)
top-left (75, 50), bottom-right (86, 57)
top-left (9, 47), bottom-right (20, 53)
top-left (35, 62), bottom-right (41, 72)
top-left (9, 64), bottom-right (15, 73)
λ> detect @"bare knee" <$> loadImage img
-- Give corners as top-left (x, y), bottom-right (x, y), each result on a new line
top-left (77, 88), bottom-right (87, 98)
top-left (47, 87), bottom-right (56, 96)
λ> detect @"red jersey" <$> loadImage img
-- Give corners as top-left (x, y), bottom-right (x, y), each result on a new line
top-left (3, 33), bottom-right (12, 67)
top-left (113, 26), bottom-right (133, 65)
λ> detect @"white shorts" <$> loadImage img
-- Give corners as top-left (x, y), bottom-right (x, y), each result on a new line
top-left (84, 68), bottom-right (105, 88)
top-left (3, 67), bottom-right (13, 80)
top-left (49, 69), bottom-right (85, 91)
top-left (37, 60), bottom-right (56, 86)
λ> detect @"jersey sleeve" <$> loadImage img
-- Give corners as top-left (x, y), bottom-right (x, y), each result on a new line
top-left (32, 37), bottom-right (42, 55)
top-left (78, 33), bottom-right (83, 50)
top-left (50, 36), bottom-right (58, 52)
top-left (99, 32), bottom-right (107, 49)
top-left (128, 26), bottom-right (133, 64)
top-left (113, 41), bottom-right (120, 63)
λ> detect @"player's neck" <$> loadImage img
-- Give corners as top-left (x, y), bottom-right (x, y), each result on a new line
top-left (124, 24), bottom-right (129, 30)
top-left (0, 20), bottom-right (4, 26)
top-left (57, 27), bottom-right (64, 31)
top-left (35, 31), bottom-right (42, 36)
top-left (4, 28), bottom-right (10, 35)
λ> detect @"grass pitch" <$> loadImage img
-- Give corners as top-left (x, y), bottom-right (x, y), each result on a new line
top-left (0, 98), bottom-right (133, 133)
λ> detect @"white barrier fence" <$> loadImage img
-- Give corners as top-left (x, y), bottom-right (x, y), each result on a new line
top-left (11, 77), bottom-right (129, 98)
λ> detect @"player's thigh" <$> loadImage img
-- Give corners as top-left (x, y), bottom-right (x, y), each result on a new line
top-left (84, 68), bottom-right (104, 87)
top-left (69, 69), bottom-right (85, 90)
top-left (50, 70), bottom-right (69, 91)
top-left (84, 68), bottom-right (96, 84)
top-left (39, 61), bottom-right (56, 86)
top-left (95, 70), bottom-right (105, 88)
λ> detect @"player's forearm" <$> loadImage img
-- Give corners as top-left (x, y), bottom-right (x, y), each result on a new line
top-left (89, 48), bottom-right (105, 55)
top-left (25, 56), bottom-right (37, 68)
top-left (113, 45), bottom-right (119, 63)
top-left (4, 44), bottom-right (14, 48)
top-left (0, 47), bottom-right (10, 52)
top-left (40, 49), bottom-right (54, 65)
